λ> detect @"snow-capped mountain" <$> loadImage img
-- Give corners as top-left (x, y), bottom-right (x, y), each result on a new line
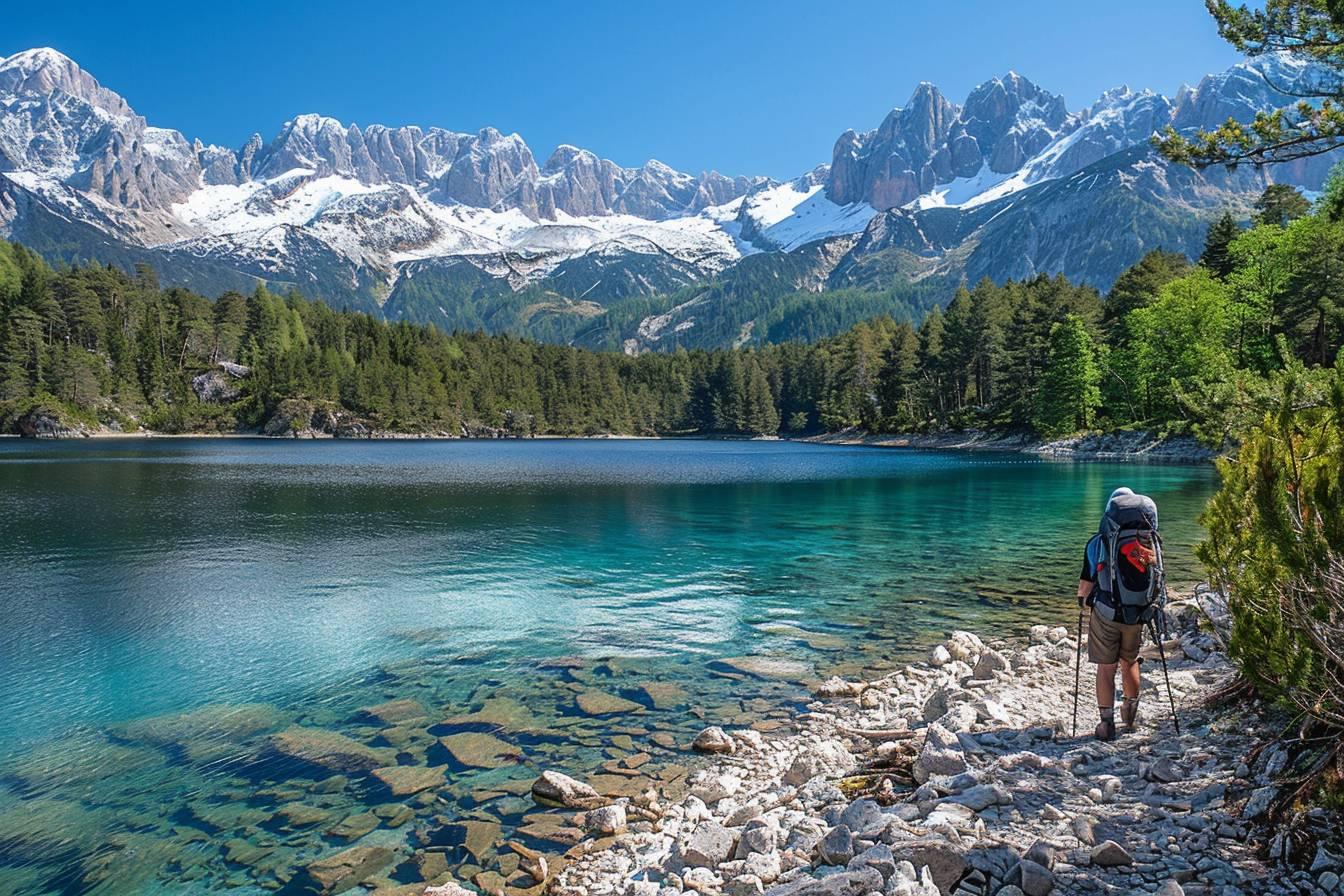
top-left (0, 47), bottom-right (1334, 349)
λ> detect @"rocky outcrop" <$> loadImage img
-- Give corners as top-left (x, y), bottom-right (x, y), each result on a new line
top-left (13, 403), bottom-right (93, 438)
top-left (190, 361), bottom-right (249, 404)
top-left (261, 399), bottom-right (374, 438)
top-left (808, 428), bottom-right (1220, 463)
top-left (534, 146), bottom-right (765, 221)
top-left (1030, 430), bottom-right (1219, 462)
top-left (827, 82), bottom-right (958, 209)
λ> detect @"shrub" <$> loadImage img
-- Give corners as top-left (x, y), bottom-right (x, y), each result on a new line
top-left (1199, 356), bottom-right (1344, 734)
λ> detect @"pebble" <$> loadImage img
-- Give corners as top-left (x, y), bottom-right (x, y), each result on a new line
top-left (549, 593), bottom-right (1315, 896)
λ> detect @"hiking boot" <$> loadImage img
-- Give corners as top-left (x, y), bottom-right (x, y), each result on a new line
top-left (1121, 698), bottom-right (1139, 730)
top-left (1094, 719), bottom-right (1117, 741)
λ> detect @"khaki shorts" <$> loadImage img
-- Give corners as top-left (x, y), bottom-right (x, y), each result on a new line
top-left (1087, 608), bottom-right (1142, 664)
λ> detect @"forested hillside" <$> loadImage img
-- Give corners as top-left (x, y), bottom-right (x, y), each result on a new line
top-left (0, 175), bottom-right (1340, 439)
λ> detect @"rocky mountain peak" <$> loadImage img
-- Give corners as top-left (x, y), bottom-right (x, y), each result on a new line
top-left (0, 48), bottom-right (132, 119)
top-left (541, 144), bottom-right (595, 173)
top-left (1172, 51), bottom-right (1313, 130)
top-left (2, 44), bottom-right (1336, 337)
top-left (954, 71), bottom-right (1071, 174)
top-left (827, 71), bottom-right (1074, 209)
top-left (0, 45), bottom-right (761, 226)
top-left (893, 82), bottom-right (957, 154)
top-left (435, 126), bottom-right (539, 213)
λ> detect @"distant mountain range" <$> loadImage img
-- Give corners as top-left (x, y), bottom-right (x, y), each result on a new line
top-left (0, 47), bottom-right (1335, 350)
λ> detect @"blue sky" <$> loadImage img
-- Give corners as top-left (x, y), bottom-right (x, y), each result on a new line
top-left (3, 0), bottom-right (1242, 178)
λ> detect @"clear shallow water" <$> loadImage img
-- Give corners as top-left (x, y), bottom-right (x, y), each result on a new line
top-left (0, 438), bottom-right (1217, 894)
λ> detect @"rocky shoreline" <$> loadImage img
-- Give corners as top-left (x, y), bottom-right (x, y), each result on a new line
top-left (807, 430), bottom-right (1218, 464)
top-left (8, 396), bottom-right (1212, 459)
top-left (506, 590), bottom-right (1340, 896)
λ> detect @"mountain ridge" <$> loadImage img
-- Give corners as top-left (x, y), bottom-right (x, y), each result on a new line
top-left (0, 46), bottom-right (1335, 350)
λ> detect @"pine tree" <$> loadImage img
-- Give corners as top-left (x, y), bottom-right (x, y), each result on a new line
top-left (743, 359), bottom-right (779, 435)
top-left (0, 305), bottom-right (43, 400)
top-left (966, 278), bottom-right (1010, 408)
top-left (1200, 213), bottom-right (1241, 279)
top-left (876, 323), bottom-right (919, 428)
top-left (1253, 183), bottom-right (1311, 227)
top-left (917, 306), bottom-right (946, 419)
top-left (940, 289), bottom-right (975, 413)
top-left (1105, 249), bottom-right (1191, 326)
top-left (1033, 314), bottom-right (1101, 437)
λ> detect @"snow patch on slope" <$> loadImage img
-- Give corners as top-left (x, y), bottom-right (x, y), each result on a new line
top-left (168, 166), bottom-right (750, 279)
top-left (736, 181), bottom-right (877, 251)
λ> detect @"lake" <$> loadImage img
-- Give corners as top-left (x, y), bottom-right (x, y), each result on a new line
top-left (0, 438), bottom-right (1217, 894)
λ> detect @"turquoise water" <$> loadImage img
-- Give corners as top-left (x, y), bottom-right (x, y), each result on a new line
top-left (0, 438), bottom-right (1217, 894)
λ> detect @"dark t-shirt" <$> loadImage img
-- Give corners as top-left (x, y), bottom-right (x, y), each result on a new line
top-left (1081, 533), bottom-right (1114, 608)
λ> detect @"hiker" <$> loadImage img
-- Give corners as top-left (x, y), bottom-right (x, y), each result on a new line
top-left (1076, 487), bottom-right (1162, 741)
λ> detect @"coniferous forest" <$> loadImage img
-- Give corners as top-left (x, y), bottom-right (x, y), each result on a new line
top-left (0, 171), bottom-right (1341, 441)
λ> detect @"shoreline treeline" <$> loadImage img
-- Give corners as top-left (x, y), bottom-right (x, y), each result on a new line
top-left (0, 173), bottom-right (1340, 440)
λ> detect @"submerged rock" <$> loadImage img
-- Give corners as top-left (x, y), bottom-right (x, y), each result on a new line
top-left (437, 732), bottom-right (519, 769)
top-left (516, 813), bottom-right (585, 847)
top-left (327, 811), bottom-right (380, 841)
top-left (116, 702), bottom-right (285, 746)
top-left (507, 841), bottom-right (549, 883)
top-left (372, 764), bottom-right (447, 796)
top-left (274, 802), bottom-right (332, 829)
top-left (638, 681), bottom-right (689, 710)
top-left (0, 799), bottom-right (112, 859)
top-left (575, 689), bottom-right (645, 717)
top-left (6, 736), bottom-right (165, 790)
top-left (714, 656), bottom-right (813, 680)
top-left (358, 699), bottom-right (427, 726)
top-left (267, 727), bottom-right (392, 773)
top-left (300, 845), bottom-right (394, 894)
top-left (441, 696), bottom-right (541, 734)
top-left (430, 819), bottom-right (500, 862)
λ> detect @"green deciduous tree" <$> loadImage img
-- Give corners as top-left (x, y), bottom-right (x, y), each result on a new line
top-left (1124, 268), bottom-right (1236, 424)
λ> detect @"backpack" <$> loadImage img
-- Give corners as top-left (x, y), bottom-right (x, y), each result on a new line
top-left (1096, 493), bottom-right (1165, 625)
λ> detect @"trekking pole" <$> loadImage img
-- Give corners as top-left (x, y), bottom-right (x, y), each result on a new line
top-left (1150, 617), bottom-right (1181, 736)
top-left (1072, 607), bottom-right (1084, 737)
